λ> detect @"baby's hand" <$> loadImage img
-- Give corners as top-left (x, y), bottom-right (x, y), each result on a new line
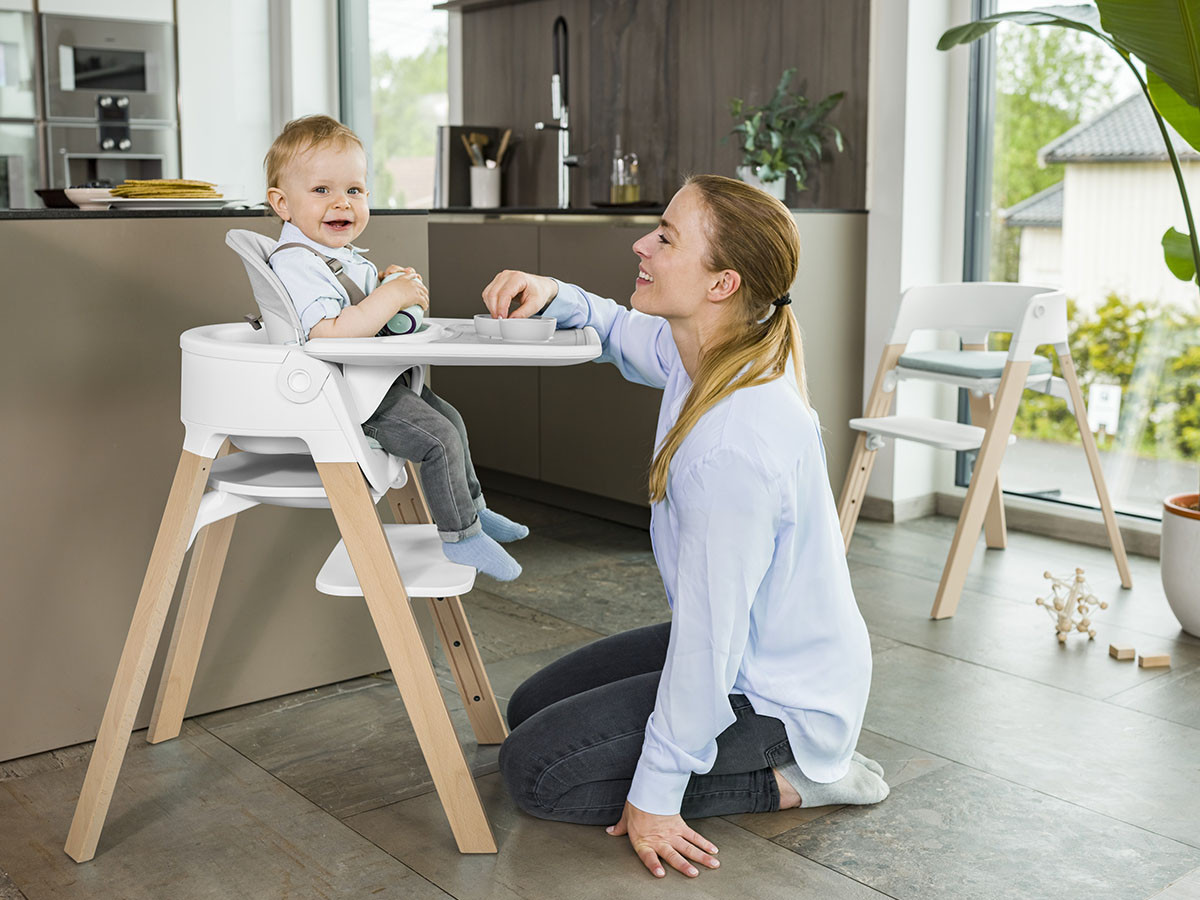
top-left (376, 268), bottom-right (429, 313)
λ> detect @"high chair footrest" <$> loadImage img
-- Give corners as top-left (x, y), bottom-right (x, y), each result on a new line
top-left (850, 415), bottom-right (1017, 452)
top-left (316, 524), bottom-right (476, 598)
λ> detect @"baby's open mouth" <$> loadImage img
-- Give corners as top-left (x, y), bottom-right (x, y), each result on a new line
top-left (324, 219), bottom-right (353, 229)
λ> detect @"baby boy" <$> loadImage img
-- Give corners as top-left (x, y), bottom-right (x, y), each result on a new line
top-left (264, 115), bottom-right (526, 580)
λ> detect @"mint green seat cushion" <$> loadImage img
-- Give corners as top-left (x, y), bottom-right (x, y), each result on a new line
top-left (897, 350), bottom-right (1052, 379)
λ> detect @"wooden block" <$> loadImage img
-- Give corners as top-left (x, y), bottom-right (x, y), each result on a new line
top-left (1138, 653), bottom-right (1171, 668)
top-left (1109, 644), bottom-right (1135, 661)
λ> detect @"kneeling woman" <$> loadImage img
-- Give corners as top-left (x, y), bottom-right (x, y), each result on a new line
top-left (482, 175), bottom-right (887, 879)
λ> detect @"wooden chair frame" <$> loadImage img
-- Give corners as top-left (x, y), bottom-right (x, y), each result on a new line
top-left (65, 453), bottom-right (505, 862)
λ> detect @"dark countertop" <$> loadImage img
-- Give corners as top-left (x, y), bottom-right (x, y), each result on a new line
top-left (0, 205), bottom-right (865, 221)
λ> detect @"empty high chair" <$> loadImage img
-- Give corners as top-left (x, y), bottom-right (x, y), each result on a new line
top-left (837, 282), bottom-right (1132, 619)
top-left (64, 231), bottom-right (507, 862)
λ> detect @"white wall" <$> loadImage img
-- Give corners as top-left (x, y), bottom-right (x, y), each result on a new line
top-left (177, 0), bottom-right (272, 201)
top-left (1018, 226), bottom-right (1062, 288)
top-left (38, 0), bottom-right (171, 21)
top-left (861, 0), bottom-right (971, 512)
top-left (1062, 161), bottom-right (1200, 310)
top-left (177, 0), bottom-right (339, 204)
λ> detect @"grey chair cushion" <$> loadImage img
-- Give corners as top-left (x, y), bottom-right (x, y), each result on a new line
top-left (898, 350), bottom-right (1052, 379)
top-left (225, 229), bottom-right (306, 345)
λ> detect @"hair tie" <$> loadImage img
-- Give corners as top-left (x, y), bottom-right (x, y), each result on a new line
top-left (773, 293), bottom-right (792, 307)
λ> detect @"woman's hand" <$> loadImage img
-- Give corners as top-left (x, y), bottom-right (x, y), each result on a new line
top-left (480, 269), bottom-right (558, 319)
top-left (607, 801), bottom-right (720, 878)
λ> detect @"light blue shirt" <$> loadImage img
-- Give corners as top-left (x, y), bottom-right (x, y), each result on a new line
top-left (269, 221), bottom-right (379, 339)
top-left (544, 281), bottom-right (872, 817)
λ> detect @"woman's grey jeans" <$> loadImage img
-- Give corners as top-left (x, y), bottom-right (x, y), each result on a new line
top-left (362, 381), bottom-right (484, 541)
top-left (498, 622), bottom-right (791, 825)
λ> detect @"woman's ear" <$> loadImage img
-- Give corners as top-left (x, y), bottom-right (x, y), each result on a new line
top-left (267, 187), bottom-right (290, 221)
top-left (708, 269), bottom-right (741, 303)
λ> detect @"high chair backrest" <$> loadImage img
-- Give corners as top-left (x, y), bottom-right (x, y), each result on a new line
top-left (225, 229), bottom-right (306, 345)
top-left (889, 283), bottom-right (1067, 360)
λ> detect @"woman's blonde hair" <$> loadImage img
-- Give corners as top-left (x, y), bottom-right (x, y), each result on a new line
top-left (264, 114), bottom-right (364, 191)
top-left (647, 174), bottom-right (804, 503)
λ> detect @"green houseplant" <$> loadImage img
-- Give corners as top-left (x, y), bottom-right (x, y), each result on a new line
top-left (728, 68), bottom-right (845, 200)
top-left (940, 1), bottom-right (1200, 633)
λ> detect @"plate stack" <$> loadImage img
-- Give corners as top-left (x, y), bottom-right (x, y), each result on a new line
top-left (107, 179), bottom-right (232, 209)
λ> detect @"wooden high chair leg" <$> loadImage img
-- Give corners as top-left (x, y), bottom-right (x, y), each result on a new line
top-left (318, 462), bottom-right (496, 854)
top-left (931, 362), bottom-right (1031, 619)
top-left (1058, 349), bottom-right (1133, 588)
top-left (966, 392), bottom-right (1008, 550)
top-left (837, 344), bottom-right (907, 551)
top-left (66, 451), bottom-right (214, 863)
top-left (387, 465), bottom-right (507, 746)
top-left (146, 513), bottom-right (238, 744)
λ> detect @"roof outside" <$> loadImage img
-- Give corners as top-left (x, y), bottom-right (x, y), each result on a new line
top-left (1039, 94), bottom-right (1200, 164)
top-left (1002, 180), bottom-right (1063, 227)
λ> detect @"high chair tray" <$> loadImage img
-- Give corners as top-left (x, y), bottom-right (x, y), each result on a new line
top-left (302, 318), bottom-right (601, 367)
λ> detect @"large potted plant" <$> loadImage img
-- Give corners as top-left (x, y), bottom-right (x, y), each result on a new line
top-left (940, 1), bottom-right (1200, 634)
top-left (728, 68), bottom-right (845, 201)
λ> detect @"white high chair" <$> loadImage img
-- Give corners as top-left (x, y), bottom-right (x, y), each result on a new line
top-left (837, 283), bottom-right (1132, 619)
top-left (65, 230), bottom-right (600, 862)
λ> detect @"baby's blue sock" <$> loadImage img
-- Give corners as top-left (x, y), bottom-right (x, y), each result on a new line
top-left (478, 507), bottom-right (529, 543)
top-left (443, 531), bottom-right (522, 581)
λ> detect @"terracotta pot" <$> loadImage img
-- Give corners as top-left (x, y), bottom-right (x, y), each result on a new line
top-left (1162, 492), bottom-right (1200, 636)
top-left (736, 165), bottom-right (787, 201)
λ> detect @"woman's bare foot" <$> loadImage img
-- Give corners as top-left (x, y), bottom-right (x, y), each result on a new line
top-left (773, 768), bottom-right (802, 809)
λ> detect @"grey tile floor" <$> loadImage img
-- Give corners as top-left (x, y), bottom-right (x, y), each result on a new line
top-left (2, 493), bottom-right (1199, 899)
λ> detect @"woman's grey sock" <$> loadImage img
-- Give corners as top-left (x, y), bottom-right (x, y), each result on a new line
top-left (852, 751), bottom-right (885, 777)
top-left (777, 757), bottom-right (890, 808)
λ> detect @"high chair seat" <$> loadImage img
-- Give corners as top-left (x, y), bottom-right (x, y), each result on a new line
top-left (898, 350), bottom-right (1053, 379)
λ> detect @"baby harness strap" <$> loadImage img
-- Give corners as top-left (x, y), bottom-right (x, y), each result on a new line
top-left (268, 241), bottom-right (368, 305)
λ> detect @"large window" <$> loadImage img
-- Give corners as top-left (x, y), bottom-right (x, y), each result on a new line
top-left (966, 0), bottom-right (1200, 519)
top-left (365, 0), bottom-right (448, 208)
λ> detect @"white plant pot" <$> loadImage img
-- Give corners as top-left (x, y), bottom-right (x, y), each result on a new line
top-left (1161, 492), bottom-right (1200, 636)
top-left (737, 165), bottom-right (787, 201)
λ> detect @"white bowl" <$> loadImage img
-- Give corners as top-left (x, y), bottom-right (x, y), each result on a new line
top-left (498, 316), bottom-right (556, 342)
top-left (473, 313), bottom-right (502, 338)
top-left (64, 187), bottom-right (113, 210)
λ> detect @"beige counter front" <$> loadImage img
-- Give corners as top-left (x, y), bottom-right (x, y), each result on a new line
top-left (0, 212), bottom-right (428, 762)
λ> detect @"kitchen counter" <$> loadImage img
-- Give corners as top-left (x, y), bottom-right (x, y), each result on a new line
top-left (0, 205), bottom-right (867, 221)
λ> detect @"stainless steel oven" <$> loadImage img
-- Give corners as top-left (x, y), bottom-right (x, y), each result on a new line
top-left (45, 121), bottom-right (176, 190)
top-left (41, 15), bottom-right (175, 123)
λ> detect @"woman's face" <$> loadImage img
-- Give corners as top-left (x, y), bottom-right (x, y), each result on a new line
top-left (630, 185), bottom-right (726, 320)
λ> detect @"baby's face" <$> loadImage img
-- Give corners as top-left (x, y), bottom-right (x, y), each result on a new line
top-left (269, 143), bottom-right (370, 248)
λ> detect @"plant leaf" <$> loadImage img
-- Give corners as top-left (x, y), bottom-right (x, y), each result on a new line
top-left (1097, 0), bottom-right (1200, 108)
top-left (938, 6), bottom-right (1116, 53)
top-left (1148, 71), bottom-right (1200, 153)
top-left (1163, 227), bottom-right (1198, 281)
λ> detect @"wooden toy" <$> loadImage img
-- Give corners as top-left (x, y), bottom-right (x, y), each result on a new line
top-left (1036, 568), bottom-right (1108, 643)
top-left (1138, 653), bottom-right (1171, 668)
top-left (1109, 643), bottom-right (1135, 660)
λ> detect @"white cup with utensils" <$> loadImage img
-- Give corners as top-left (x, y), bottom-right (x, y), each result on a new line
top-left (470, 166), bottom-right (501, 208)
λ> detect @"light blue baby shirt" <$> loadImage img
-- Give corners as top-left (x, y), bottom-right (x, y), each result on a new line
top-left (269, 221), bottom-right (378, 339)
top-left (543, 280), bottom-right (873, 817)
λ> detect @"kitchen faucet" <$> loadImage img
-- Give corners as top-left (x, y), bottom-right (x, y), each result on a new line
top-left (534, 16), bottom-right (578, 209)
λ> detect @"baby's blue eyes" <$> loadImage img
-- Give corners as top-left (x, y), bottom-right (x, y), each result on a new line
top-left (312, 186), bottom-right (364, 195)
